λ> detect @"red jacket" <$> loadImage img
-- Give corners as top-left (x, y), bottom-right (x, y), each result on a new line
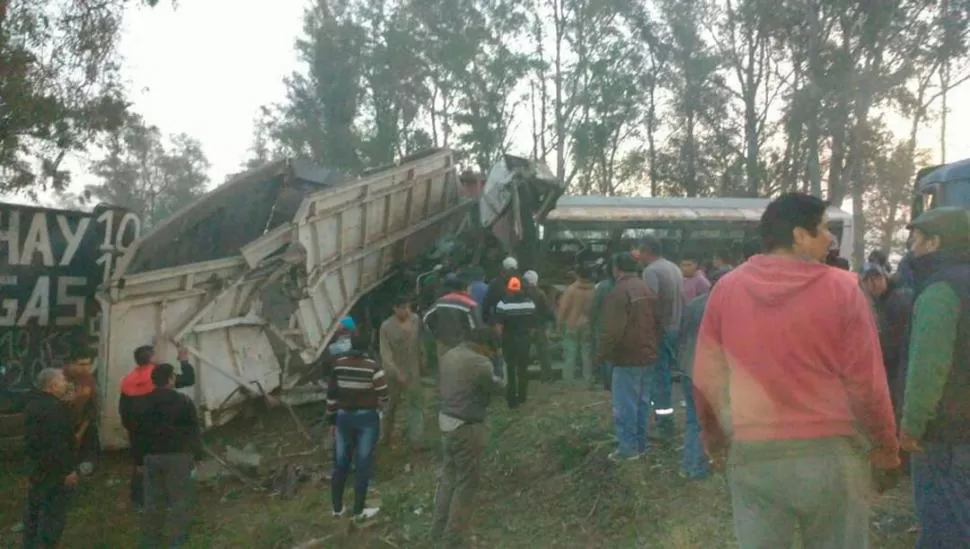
top-left (693, 255), bottom-right (898, 455)
top-left (118, 361), bottom-right (196, 461)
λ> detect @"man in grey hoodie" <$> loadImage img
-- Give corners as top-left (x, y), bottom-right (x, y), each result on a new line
top-left (637, 236), bottom-right (683, 439)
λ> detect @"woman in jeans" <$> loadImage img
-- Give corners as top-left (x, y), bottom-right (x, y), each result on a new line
top-left (326, 335), bottom-right (389, 520)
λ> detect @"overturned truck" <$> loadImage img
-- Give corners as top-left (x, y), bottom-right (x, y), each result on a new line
top-left (96, 148), bottom-right (562, 449)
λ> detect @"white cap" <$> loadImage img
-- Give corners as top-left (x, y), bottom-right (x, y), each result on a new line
top-left (502, 257), bottom-right (518, 270)
top-left (523, 270), bottom-right (538, 285)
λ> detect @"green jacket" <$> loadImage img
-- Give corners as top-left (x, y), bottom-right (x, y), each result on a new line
top-left (901, 281), bottom-right (962, 438)
top-left (589, 278), bottom-right (615, 342)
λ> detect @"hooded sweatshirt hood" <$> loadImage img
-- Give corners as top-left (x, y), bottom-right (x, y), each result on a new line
top-left (736, 254), bottom-right (850, 306)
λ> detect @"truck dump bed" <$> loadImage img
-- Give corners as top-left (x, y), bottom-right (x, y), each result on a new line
top-left (97, 149), bottom-right (469, 449)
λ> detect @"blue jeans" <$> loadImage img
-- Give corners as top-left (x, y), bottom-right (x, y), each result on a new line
top-left (681, 375), bottom-right (710, 479)
top-left (611, 366), bottom-right (655, 457)
top-left (331, 409), bottom-right (381, 515)
top-left (652, 332), bottom-right (676, 438)
top-left (911, 442), bottom-right (970, 548)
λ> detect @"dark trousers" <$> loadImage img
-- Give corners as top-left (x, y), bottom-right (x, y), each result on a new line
top-left (431, 423), bottom-right (487, 548)
top-left (131, 465), bottom-right (144, 509)
top-left (503, 339), bottom-right (531, 407)
top-left (912, 442), bottom-right (970, 548)
top-left (23, 481), bottom-right (73, 549)
top-left (534, 328), bottom-right (552, 381)
top-left (77, 423), bottom-right (99, 464)
top-left (141, 453), bottom-right (194, 549)
top-left (331, 409), bottom-right (381, 515)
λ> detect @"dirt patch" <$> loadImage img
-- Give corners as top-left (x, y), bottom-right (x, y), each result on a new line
top-left (0, 381), bottom-right (918, 548)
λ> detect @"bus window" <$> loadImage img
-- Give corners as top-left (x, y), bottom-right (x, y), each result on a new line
top-left (547, 229), bottom-right (611, 241)
top-left (923, 189), bottom-right (936, 212)
top-left (621, 228), bottom-right (682, 239)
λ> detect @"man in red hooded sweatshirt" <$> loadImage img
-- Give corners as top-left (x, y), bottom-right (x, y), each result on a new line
top-left (693, 193), bottom-right (899, 548)
top-left (119, 344), bottom-right (196, 512)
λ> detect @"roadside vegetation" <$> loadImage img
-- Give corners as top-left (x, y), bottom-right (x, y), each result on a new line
top-left (0, 381), bottom-right (918, 548)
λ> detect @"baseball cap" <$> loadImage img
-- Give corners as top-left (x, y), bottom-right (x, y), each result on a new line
top-left (523, 270), bottom-right (538, 285)
top-left (613, 252), bottom-right (640, 273)
top-left (859, 262), bottom-right (888, 279)
top-left (339, 316), bottom-right (356, 331)
top-left (506, 276), bottom-right (522, 292)
top-left (502, 257), bottom-right (518, 270)
top-left (907, 207), bottom-right (970, 248)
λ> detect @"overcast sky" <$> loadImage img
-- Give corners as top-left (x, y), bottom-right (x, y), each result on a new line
top-left (4, 0), bottom-right (970, 206)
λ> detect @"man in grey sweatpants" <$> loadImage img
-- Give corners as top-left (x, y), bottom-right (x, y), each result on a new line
top-left (135, 363), bottom-right (203, 549)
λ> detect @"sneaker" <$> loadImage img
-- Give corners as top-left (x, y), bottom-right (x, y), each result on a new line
top-left (354, 507), bottom-right (380, 521)
top-left (333, 508), bottom-right (345, 518)
top-left (608, 450), bottom-right (641, 462)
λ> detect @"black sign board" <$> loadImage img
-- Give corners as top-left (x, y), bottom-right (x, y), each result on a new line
top-left (0, 202), bottom-right (140, 392)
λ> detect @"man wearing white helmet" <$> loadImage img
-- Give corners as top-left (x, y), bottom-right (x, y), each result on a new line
top-left (522, 269), bottom-right (555, 382)
top-left (482, 257), bottom-right (519, 324)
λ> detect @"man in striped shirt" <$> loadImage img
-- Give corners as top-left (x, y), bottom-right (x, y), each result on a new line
top-left (423, 276), bottom-right (483, 357)
top-left (325, 336), bottom-right (389, 521)
top-left (495, 276), bottom-right (538, 408)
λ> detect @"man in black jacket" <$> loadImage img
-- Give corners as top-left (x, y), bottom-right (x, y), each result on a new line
top-left (482, 256), bottom-right (519, 324)
top-left (22, 368), bottom-right (79, 549)
top-left (860, 262), bottom-right (914, 416)
top-left (495, 276), bottom-right (538, 408)
top-left (119, 344), bottom-right (195, 511)
top-left (137, 363), bottom-right (203, 548)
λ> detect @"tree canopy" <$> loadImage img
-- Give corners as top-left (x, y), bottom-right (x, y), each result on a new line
top-left (246, 0), bottom-right (970, 261)
top-left (0, 0), bottom-right (162, 195)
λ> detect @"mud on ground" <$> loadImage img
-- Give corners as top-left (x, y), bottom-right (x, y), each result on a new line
top-left (0, 381), bottom-right (918, 548)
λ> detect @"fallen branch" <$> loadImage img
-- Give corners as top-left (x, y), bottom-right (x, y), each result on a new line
top-left (584, 493), bottom-right (602, 521)
top-left (202, 444), bottom-right (266, 491)
top-left (270, 448), bottom-right (319, 461)
top-left (283, 400), bottom-right (313, 443)
top-left (291, 535), bottom-right (332, 549)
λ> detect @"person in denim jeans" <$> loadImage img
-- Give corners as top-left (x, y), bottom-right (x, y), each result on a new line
top-left (636, 237), bottom-right (683, 440)
top-left (676, 269), bottom-right (731, 479)
top-left (326, 335), bottom-right (389, 520)
top-left (596, 253), bottom-right (662, 461)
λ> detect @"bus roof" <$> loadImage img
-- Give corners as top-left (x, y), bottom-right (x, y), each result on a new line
top-left (546, 195), bottom-right (851, 223)
top-left (918, 158), bottom-right (970, 189)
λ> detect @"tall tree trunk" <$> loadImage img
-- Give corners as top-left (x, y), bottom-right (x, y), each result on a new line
top-left (648, 84), bottom-right (659, 196)
top-left (847, 51), bottom-right (881, 265)
top-left (827, 121), bottom-right (848, 204)
top-left (941, 0), bottom-right (950, 162)
top-left (803, 5), bottom-right (824, 196)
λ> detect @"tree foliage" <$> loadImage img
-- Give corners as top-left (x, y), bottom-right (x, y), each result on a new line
top-left (84, 113), bottom-right (210, 229)
top-left (248, 0), bottom-right (970, 259)
top-left (0, 0), bottom-right (163, 195)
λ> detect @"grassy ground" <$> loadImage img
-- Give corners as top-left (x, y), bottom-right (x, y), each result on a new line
top-left (0, 380), bottom-right (919, 548)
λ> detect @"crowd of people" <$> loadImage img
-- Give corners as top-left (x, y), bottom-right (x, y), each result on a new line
top-left (22, 345), bottom-right (200, 548)
top-left (328, 192), bottom-right (969, 548)
top-left (18, 191), bottom-right (970, 548)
